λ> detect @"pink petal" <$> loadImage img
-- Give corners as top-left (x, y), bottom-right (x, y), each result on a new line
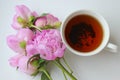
top-left (9, 54), bottom-right (23, 67)
top-left (7, 35), bottom-right (25, 53)
top-left (40, 49), bottom-right (56, 60)
top-left (46, 14), bottom-right (59, 26)
top-left (18, 56), bottom-right (36, 75)
top-left (15, 5), bottom-right (31, 19)
top-left (16, 28), bottom-right (34, 42)
top-left (31, 11), bottom-right (39, 17)
top-left (35, 17), bottom-right (47, 27)
top-left (11, 14), bottom-right (22, 30)
top-left (54, 48), bottom-right (64, 58)
top-left (26, 44), bottom-right (38, 56)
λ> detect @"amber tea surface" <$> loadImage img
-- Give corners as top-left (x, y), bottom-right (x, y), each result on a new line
top-left (65, 15), bottom-right (103, 52)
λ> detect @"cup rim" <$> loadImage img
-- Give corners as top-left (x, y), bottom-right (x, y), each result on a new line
top-left (60, 10), bottom-right (110, 56)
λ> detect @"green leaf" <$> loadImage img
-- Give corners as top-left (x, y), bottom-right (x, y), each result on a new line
top-left (38, 59), bottom-right (45, 64)
top-left (37, 59), bottom-right (46, 69)
top-left (41, 72), bottom-right (49, 80)
top-left (19, 41), bottom-right (26, 49)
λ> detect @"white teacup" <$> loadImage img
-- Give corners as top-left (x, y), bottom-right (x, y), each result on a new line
top-left (61, 10), bottom-right (117, 56)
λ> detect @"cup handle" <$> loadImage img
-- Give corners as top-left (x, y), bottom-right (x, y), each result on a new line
top-left (105, 43), bottom-right (118, 53)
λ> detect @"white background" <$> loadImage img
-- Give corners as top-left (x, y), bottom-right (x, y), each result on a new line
top-left (0, 0), bottom-right (120, 80)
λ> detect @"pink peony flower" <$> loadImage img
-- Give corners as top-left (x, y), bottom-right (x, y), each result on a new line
top-left (26, 29), bottom-right (66, 60)
top-left (18, 56), bottom-right (37, 75)
top-left (7, 5), bottom-right (77, 79)
top-left (9, 54), bottom-right (37, 75)
top-left (34, 14), bottom-right (61, 28)
top-left (34, 17), bottom-right (47, 27)
top-left (12, 5), bottom-right (38, 30)
top-left (7, 28), bottom-right (34, 54)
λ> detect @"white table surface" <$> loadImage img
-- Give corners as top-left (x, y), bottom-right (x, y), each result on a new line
top-left (0, 0), bottom-right (120, 80)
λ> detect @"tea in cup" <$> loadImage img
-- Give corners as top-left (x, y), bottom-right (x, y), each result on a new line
top-left (61, 10), bottom-right (117, 56)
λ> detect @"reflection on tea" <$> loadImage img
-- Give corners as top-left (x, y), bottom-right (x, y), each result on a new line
top-left (65, 15), bottom-right (103, 52)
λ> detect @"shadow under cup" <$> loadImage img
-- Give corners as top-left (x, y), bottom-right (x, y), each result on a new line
top-left (61, 10), bottom-right (110, 56)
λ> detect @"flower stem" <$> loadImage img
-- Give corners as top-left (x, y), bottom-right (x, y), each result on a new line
top-left (30, 24), bottom-right (42, 31)
top-left (53, 60), bottom-right (77, 80)
top-left (43, 70), bottom-right (52, 80)
top-left (63, 71), bottom-right (67, 80)
top-left (39, 67), bottom-right (53, 80)
top-left (63, 57), bottom-right (73, 74)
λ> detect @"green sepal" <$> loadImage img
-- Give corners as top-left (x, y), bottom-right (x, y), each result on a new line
top-left (41, 13), bottom-right (48, 16)
top-left (19, 41), bottom-right (26, 49)
top-left (31, 58), bottom-right (46, 67)
top-left (41, 25), bottom-right (55, 30)
top-left (29, 16), bottom-right (35, 23)
top-left (27, 54), bottom-right (40, 68)
top-left (54, 22), bottom-right (61, 28)
top-left (31, 60), bottom-right (39, 67)
top-left (40, 22), bottom-right (61, 30)
top-left (17, 16), bottom-right (25, 24)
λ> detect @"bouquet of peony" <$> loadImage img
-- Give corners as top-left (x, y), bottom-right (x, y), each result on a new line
top-left (7, 5), bottom-right (77, 80)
